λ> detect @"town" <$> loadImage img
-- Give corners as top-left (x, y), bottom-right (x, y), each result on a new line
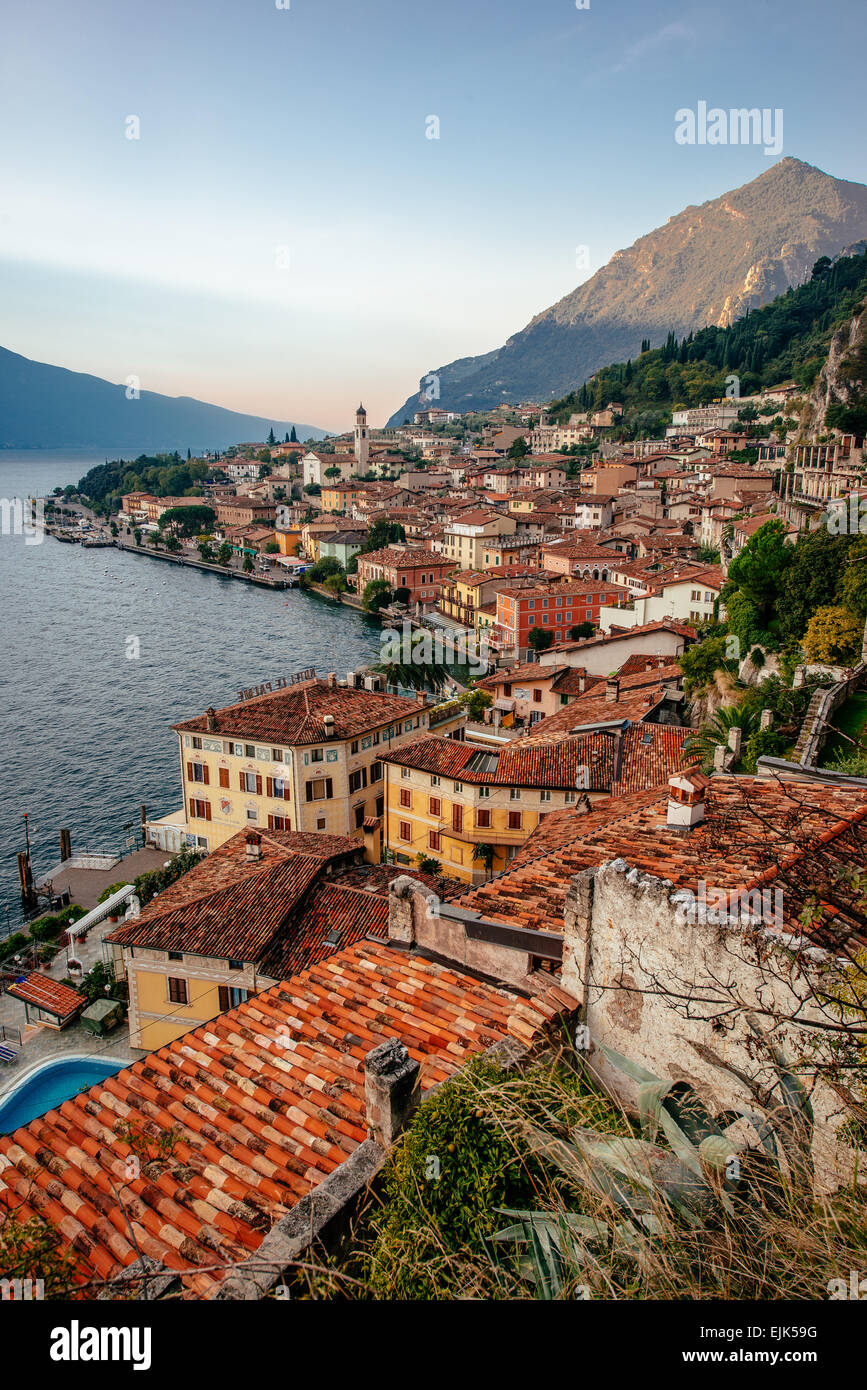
top-left (3, 245), bottom-right (867, 1311)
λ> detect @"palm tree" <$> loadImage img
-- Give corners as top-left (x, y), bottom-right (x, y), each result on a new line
top-left (472, 843), bottom-right (496, 880)
top-left (682, 705), bottom-right (758, 771)
top-left (375, 659), bottom-right (448, 694)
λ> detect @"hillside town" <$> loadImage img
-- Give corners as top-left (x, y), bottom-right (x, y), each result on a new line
top-left (6, 287), bottom-right (867, 1309)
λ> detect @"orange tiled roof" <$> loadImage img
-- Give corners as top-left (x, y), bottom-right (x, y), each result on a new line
top-left (0, 942), bottom-right (573, 1297)
top-left (6, 973), bottom-right (85, 1022)
top-left (173, 679), bottom-right (422, 746)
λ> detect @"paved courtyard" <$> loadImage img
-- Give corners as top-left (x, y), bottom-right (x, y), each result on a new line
top-left (39, 847), bottom-right (172, 911)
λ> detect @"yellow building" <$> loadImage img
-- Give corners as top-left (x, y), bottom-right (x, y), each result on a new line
top-left (159, 673), bottom-right (430, 854)
top-left (107, 827), bottom-right (403, 1050)
top-left (382, 735), bottom-right (593, 883)
top-left (320, 483), bottom-right (362, 514)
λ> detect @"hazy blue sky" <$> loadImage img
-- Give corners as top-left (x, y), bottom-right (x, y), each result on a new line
top-left (1, 0), bottom-right (865, 429)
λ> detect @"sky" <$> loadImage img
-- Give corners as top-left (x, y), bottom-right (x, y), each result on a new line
top-left (1, 0), bottom-right (866, 431)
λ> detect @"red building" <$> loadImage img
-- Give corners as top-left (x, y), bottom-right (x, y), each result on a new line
top-left (355, 546), bottom-right (453, 608)
top-left (495, 580), bottom-right (629, 655)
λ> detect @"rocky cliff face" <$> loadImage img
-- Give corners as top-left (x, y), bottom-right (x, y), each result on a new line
top-left (389, 158), bottom-right (867, 424)
top-left (799, 305), bottom-right (867, 442)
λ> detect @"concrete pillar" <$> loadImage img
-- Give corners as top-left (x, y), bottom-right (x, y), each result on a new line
top-left (760, 709), bottom-right (774, 730)
top-left (713, 744), bottom-right (728, 773)
top-left (387, 875), bottom-right (418, 945)
top-left (364, 1039), bottom-right (421, 1147)
top-left (793, 666), bottom-right (806, 688)
top-left (727, 727), bottom-right (742, 759)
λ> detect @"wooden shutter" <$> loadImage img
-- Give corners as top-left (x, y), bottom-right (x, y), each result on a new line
top-left (187, 761), bottom-right (194, 781)
top-left (325, 777), bottom-right (333, 799)
top-left (188, 798), bottom-right (195, 819)
top-left (218, 985), bottom-right (229, 1011)
top-left (266, 776), bottom-right (274, 798)
top-left (202, 765), bottom-right (209, 785)
top-left (219, 767), bottom-right (229, 788)
top-left (255, 774), bottom-right (263, 796)
top-left (452, 804), bottom-right (463, 832)
top-left (283, 783), bottom-right (291, 801)
top-left (239, 771), bottom-right (245, 790)
top-left (205, 802), bottom-right (212, 821)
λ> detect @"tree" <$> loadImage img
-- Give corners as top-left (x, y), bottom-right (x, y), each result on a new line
top-left (324, 466), bottom-right (342, 479)
top-left (363, 579), bottom-right (393, 612)
top-left (216, 541), bottom-right (232, 566)
top-left (290, 425), bottom-right (297, 443)
top-left (679, 633), bottom-right (738, 693)
top-left (264, 541), bottom-right (280, 554)
top-left (267, 427), bottom-right (276, 445)
top-left (507, 436), bottom-right (529, 461)
top-left (723, 518), bottom-right (792, 643)
top-left (109, 521), bottom-right (118, 537)
top-left (158, 505), bottom-right (216, 537)
top-left (197, 540), bottom-right (214, 562)
top-left (528, 626), bottom-right (555, 653)
top-left (472, 843), bottom-right (496, 880)
top-left (243, 555), bottom-right (254, 574)
top-left (460, 688), bottom-right (493, 721)
top-left (133, 528), bottom-right (142, 547)
top-left (681, 705), bottom-right (759, 772)
top-left (325, 572), bottom-right (348, 596)
top-left (165, 534), bottom-right (181, 552)
top-left (777, 528), bottom-right (854, 645)
top-left (568, 622), bottom-right (594, 642)
top-left (803, 606), bottom-right (862, 665)
top-left (416, 853), bottom-right (441, 876)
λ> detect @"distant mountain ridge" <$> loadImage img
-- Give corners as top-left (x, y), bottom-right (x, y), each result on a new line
top-left (0, 346), bottom-right (329, 451)
top-left (388, 158), bottom-right (867, 423)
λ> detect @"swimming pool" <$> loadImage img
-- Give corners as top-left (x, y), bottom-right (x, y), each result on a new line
top-left (0, 1055), bottom-right (129, 1132)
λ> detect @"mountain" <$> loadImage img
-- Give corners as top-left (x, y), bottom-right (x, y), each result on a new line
top-left (388, 158), bottom-right (867, 424)
top-left (0, 346), bottom-right (329, 451)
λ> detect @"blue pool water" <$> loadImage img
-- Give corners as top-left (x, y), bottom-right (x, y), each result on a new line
top-left (0, 1055), bottom-right (128, 1132)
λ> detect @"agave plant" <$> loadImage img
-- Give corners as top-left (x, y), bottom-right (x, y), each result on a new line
top-left (492, 1024), bottom-right (814, 1296)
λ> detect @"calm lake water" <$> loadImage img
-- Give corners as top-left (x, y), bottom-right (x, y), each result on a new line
top-left (0, 450), bottom-right (382, 931)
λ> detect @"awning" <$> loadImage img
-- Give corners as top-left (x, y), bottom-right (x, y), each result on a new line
top-left (493, 697), bottom-right (516, 712)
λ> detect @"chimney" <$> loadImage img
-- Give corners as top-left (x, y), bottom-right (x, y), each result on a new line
top-left (327, 671), bottom-right (337, 689)
top-left (760, 709), bottom-right (774, 731)
top-left (605, 678), bottom-right (620, 704)
top-left (416, 688), bottom-right (428, 706)
top-left (245, 829), bottom-right (262, 860)
top-left (206, 706), bottom-right (218, 732)
top-left (347, 671), bottom-right (357, 688)
top-left (323, 713), bottom-right (336, 738)
top-left (727, 726), bottom-right (742, 760)
top-left (364, 1038), bottom-right (421, 1148)
top-left (666, 772), bottom-right (707, 831)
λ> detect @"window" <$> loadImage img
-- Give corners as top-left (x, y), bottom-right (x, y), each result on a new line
top-left (191, 736), bottom-right (202, 750)
top-left (305, 777), bottom-right (333, 801)
top-left (401, 766), bottom-right (411, 780)
top-left (375, 795), bottom-right (384, 817)
top-left (399, 787), bottom-right (412, 808)
top-left (370, 761), bottom-right (383, 782)
top-left (229, 959), bottom-right (244, 971)
top-left (453, 781), bottom-right (462, 793)
top-left (316, 816), bottom-right (326, 830)
top-left (218, 766), bottom-right (230, 788)
top-left (429, 796), bottom-right (441, 817)
top-left (540, 789), bottom-right (552, 802)
top-left (266, 775), bottom-right (290, 800)
top-left (399, 820), bottom-right (412, 842)
top-left (372, 730), bottom-right (380, 745)
top-left (218, 985), bottom-right (248, 1010)
top-left (240, 771), bottom-right (261, 794)
top-left (502, 683), bottom-right (512, 697)
top-left (244, 744), bottom-right (255, 758)
top-left (168, 977), bottom-right (188, 1005)
top-left (476, 807), bottom-right (491, 828)
top-left (510, 787), bottom-right (521, 800)
top-left (246, 808), bottom-right (258, 823)
top-left (354, 805), bottom-right (366, 829)
top-left (187, 761), bottom-right (208, 784)
top-left (565, 790), bottom-right (577, 803)
top-left (189, 798), bottom-right (211, 820)
top-left (429, 830), bottom-right (441, 852)
top-left (533, 689), bottom-right (542, 703)
top-left (452, 804), bottom-right (463, 832)
top-left (431, 774), bottom-right (440, 787)
top-left (351, 740), bottom-right (359, 754)
top-left (508, 810), bottom-right (523, 830)
top-left (478, 785), bottom-right (490, 798)
top-left (168, 951), bottom-right (183, 961)
top-left (310, 748), bottom-right (324, 763)
top-left (271, 748), bottom-right (282, 761)
top-left (268, 813), bottom-right (289, 830)
top-left (349, 768), bottom-right (368, 794)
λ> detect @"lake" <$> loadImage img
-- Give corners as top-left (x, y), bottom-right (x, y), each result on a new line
top-left (0, 450), bottom-right (382, 931)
